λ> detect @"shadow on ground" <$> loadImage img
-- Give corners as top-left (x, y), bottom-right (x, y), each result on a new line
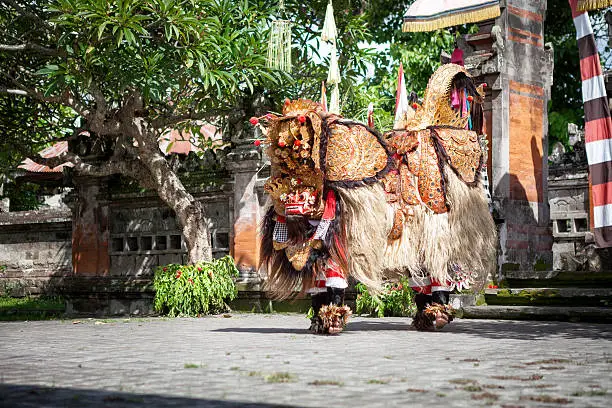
top-left (212, 318), bottom-right (411, 334)
top-left (213, 317), bottom-right (612, 341)
top-left (445, 319), bottom-right (612, 341)
top-left (0, 384), bottom-right (293, 408)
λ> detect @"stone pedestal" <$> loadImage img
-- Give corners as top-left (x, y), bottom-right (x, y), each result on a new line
top-left (463, 0), bottom-right (554, 279)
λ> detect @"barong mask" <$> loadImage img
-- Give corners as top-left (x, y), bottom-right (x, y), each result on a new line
top-left (263, 99), bottom-right (326, 219)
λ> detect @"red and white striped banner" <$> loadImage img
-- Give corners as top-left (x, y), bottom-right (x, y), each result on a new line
top-left (570, 0), bottom-right (612, 247)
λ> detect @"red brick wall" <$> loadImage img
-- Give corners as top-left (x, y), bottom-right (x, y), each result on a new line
top-left (509, 80), bottom-right (545, 204)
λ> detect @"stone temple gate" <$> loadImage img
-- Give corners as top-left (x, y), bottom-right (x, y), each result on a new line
top-left (2, 0), bottom-right (607, 314)
top-left (462, 0), bottom-right (554, 277)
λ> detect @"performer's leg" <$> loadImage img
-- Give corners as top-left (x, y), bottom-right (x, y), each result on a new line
top-left (431, 278), bottom-right (451, 305)
top-left (409, 277), bottom-right (434, 331)
top-left (430, 278), bottom-right (453, 329)
top-left (319, 259), bottom-right (350, 334)
top-left (308, 272), bottom-right (327, 333)
top-left (327, 287), bottom-right (345, 306)
top-left (309, 291), bottom-right (328, 333)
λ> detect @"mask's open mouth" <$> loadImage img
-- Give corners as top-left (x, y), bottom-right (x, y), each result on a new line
top-left (284, 187), bottom-right (319, 216)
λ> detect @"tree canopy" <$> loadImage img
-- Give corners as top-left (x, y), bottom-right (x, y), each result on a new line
top-left (1, 0), bottom-right (292, 261)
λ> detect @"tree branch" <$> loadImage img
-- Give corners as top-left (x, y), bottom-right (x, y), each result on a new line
top-left (35, 150), bottom-right (148, 181)
top-left (0, 86), bottom-right (27, 96)
top-left (0, 43), bottom-right (65, 56)
top-left (87, 83), bottom-right (108, 130)
top-left (151, 110), bottom-right (221, 129)
top-left (1, 72), bottom-right (90, 117)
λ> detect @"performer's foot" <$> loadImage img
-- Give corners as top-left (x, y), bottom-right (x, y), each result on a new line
top-left (425, 303), bottom-right (454, 330)
top-left (433, 310), bottom-right (450, 330)
top-left (317, 304), bottom-right (352, 335)
top-left (412, 303), bottom-right (455, 331)
top-left (412, 310), bottom-right (434, 331)
top-left (309, 317), bottom-right (325, 334)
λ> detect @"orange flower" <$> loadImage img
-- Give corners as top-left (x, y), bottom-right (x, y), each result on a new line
top-left (188, 278), bottom-right (194, 285)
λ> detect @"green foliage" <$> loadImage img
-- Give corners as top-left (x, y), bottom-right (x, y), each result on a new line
top-left (153, 255), bottom-right (239, 317)
top-left (31, 0), bottom-right (284, 110)
top-left (544, 1), bottom-right (610, 150)
top-left (4, 182), bottom-right (43, 211)
top-left (0, 295), bottom-right (64, 311)
top-left (355, 277), bottom-right (416, 317)
top-left (545, 2), bottom-right (583, 150)
top-left (276, 0), bottom-right (378, 115)
top-left (548, 109), bottom-right (581, 149)
top-left (0, 0), bottom-right (284, 176)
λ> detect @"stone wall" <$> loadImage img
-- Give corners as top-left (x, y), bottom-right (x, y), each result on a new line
top-left (548, 166), bottom-right (589, 270)
top-left (107, 192), bottom-right (232, 277)
top-left (0, 209), bottom-right (72, 296)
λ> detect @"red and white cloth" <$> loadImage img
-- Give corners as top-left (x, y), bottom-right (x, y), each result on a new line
top-left (312, 190), bottom-right (337, 240)
top-left (408, 277), bottom-right (451, 295)
top-left (570, 0), bottom-right (612, 247)
top-left (309, 259), bottom-right (348, 294)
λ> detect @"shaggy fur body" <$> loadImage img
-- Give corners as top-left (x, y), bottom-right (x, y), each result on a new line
top-left (335, 168), bottom-right (496, 290)
top-left (262, 166), bottom-right (496, 297)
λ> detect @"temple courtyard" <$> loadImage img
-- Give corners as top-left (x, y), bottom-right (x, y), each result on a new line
top-left (0, 314), bottom-right (611, 407)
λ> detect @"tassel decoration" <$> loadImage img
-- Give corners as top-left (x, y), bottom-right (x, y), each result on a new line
top-left (267, 0), bottom-right (292, 72)
top-left (321, 1), bottom-right (337, 44)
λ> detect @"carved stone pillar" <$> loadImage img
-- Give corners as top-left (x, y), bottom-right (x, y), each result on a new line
top-left (226, 134), bottom-right (266, 287)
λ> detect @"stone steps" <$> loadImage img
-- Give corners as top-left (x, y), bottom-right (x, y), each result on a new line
top-left (503, 271), bottom-right (612, 288)
top-left (461, 305), bottom-right (612, 323)
top-left (484, 287), bottom-right (612, 307)
top-left (459, 276), bottom-right (612, 322)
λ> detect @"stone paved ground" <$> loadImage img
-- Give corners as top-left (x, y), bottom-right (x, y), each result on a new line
top-left (0, 314), bottom-right (611, 407)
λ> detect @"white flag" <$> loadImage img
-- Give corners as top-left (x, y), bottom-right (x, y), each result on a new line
top-left (394, 63), bottom-right (409, 129)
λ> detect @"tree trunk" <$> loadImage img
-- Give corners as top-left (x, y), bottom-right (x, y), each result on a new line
top-left (140, 149), bottom-right (213, 263)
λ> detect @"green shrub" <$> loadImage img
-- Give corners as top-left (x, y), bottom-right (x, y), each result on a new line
top-left (355, 277), bottom-right (416, 317)
top-left (153, 255), bottom-right (239, 317)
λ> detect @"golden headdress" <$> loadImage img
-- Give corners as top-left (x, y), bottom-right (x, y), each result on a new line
top-left (405, 64), bottom-right (485, 131)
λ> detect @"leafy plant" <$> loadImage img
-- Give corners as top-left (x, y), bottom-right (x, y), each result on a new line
top-left (153, 255), bottom-right (239, 317)
top-left (0, 295), bottom-right (65, 321)
top-left (355, 277), bottom-right (416, 317)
